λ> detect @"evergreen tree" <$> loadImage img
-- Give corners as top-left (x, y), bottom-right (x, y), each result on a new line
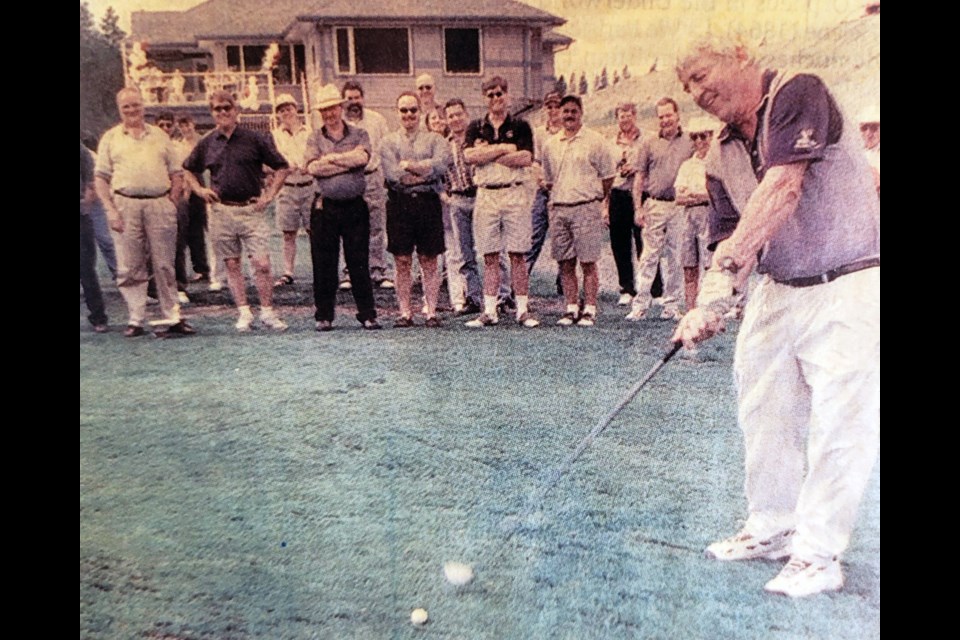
top-left (578, 73), bottom-right (588, 95)
top-left (622, 65), bottom-right (631, 80)
top-left (613, 70), bottom-right (620, 85)
top-left (556, 75), bottom-right (567, 96)
top-left (599, 67), bottom-right (608, 90)
top-left (99, 7), bottom-right (126, 48)
top-left (80, 2), bottom-right (124, 142)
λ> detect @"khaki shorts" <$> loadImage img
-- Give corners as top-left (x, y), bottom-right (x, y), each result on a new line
top-left (473, 184), bottom-right (533, 256)
top-left (210, 202), bottom-right (271, 260)
top-left (549, 200), bottom-right (604, 263)
top-left (681, 204), bottom-right (710, 268)
top-left (275, 183), bottom-right (316, 232)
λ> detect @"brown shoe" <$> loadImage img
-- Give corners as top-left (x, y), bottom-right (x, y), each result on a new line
top-left (424, 316), bottom-right (442, 328)
top-left (161, 320), bottom-right (197, 336)
top-left (393, 316), bottom-right (415, 328)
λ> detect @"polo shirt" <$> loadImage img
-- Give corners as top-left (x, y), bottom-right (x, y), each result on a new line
top-left (611, 128), bottom-right (644, 192)
top-left (95, 123), bottom-right (181, 196)
top-left (465, 113), bottom-right (534, 187)
top-left (638, 129), bottom-right (694, 201)
top-left (272, 125), bottom-right (311, 172)
top-left (303, 122), bottom-right (371, 201)
top-left (381, 127), bottom-right (451, 194)
top-left (347, 108), bottom-right (390, 173)
top-left (183, 126), bottom-right (288, 202)
top-left (542, 126), bottom-right (617, 205)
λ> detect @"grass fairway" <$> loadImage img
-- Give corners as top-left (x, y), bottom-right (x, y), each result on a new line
top-left (80, 238), bottom-right (879, 639)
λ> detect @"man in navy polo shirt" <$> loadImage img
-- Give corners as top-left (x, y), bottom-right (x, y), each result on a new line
top-left (183, 90), bottom-right (291, 333)
top-left (305, 85), bottom-right (380, 332)
top-left (463, 76), bottom-right (539, 328)
top-left (673, 34), bottom-right (880, 598)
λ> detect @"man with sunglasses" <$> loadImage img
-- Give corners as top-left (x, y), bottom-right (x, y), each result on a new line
top-left (625, 97), bottom-right (694, 322)
top-left (674, 117), bottom-right (718, 310)
top-left (463, 76), bottom-right (538, 328)
top-left (183, 90), bottom-right (291, 333)
top-left (95, 88), bottom-right (193, 338)
top-left (380, 91), bottom-right (452, 327)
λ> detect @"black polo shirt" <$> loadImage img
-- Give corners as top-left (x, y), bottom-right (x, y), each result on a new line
top-left (183, 126), bottom-right (289, 202)
top-left (464, 113), bottom-right (534, 155)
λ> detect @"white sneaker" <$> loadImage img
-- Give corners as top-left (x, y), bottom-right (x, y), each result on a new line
top-left (556, 311), bottom-right (579, 326)
top-left (378, 279), bottom-right (395, 290)
top-left (208, 281), bottom-right (224, 292)
top-left (705, 529), bottom-right (794, 561)
top-left (177, 291), bottom-right (190, 304)
top-left (517, 312), bottom-right (540, 328)
top-left (260, 311), bottom-right (288, 332)
top-left (764, 556), bottom-right (843, 598)
top-left (339, 280), bottom-right (352, 290)
top-left (235, 312), bottom-right (255, 332)
top-left (660, 307), bottom-right (683, 321)
top-left (577, 311), bottom-right (596, 327)
top-left (465, 313), bottom-right (498, 328)
top-left (625, 305), bottom-right (647, 321)
top-left (618, 292), bottom-right (633, 306)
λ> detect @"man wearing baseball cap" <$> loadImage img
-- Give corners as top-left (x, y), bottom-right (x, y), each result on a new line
top-left (526, 90), bottom-right (564, 290)
top-left (305, 85), bottom-right (380, 331)
top-left (673, 116), bottom-right (718, 310)
top-left (271, 93), bottom-right (315, 288)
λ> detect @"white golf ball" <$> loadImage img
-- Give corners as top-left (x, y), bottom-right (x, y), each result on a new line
top-left (443, 561), bottom-right (475, 586)
top-left (410, 608), bottom-right (429, 625)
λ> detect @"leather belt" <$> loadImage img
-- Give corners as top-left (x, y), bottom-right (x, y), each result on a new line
top-left (449, 188), bottom-right (477, 198)
top-left (114, 190), bottom-right (170, 199)
top-left (219, 198), bottom-right (258, 207)
top-left (283, 181), bottom-right (314, 188)
top-left (552, 197), bottom-right (602, 208)
top-left (774, 258), bottom-right (880, 287)
top-left (480, 182), bottom-right (524, 190)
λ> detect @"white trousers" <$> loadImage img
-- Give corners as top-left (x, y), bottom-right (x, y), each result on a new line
top-left (633, 199), bottom-right (685, 312)
top-left (735, 267), bottom-right (880, 560)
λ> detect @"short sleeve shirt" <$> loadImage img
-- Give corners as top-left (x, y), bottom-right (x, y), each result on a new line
top-left (303, 122), bottom-right (371, 200)
top-left (542, 126), bottom-right (617, 204)
top-left (183, 126), bottom-right (288, 202)
top-left (638, 130), bottom-right (694, 200)
top-left (96, 123), bottom-right (182, 196)
top-left (465, 113), bottom-right (534, 186)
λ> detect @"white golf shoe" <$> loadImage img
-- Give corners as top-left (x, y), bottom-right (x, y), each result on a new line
top-left (235, 311), bottom-right (255, 332)
top-left (704, 529), bottom-right (794, 561)
top-left (618, 292), bottom-right (633, 306)
top-left (764, 556), bottom-right (843, 598)
top-left (260, 310), bottom-right (288, 332)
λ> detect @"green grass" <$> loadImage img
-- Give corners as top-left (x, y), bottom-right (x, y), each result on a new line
top-left (80, 235), bottom-right (879, 639)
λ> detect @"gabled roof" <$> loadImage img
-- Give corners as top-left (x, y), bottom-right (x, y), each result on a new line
top-left (131, 0), bottom-right (565, 46)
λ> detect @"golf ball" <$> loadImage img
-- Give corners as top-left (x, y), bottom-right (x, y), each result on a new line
top-left (443, 561), bottom-right (475, 586)
top-left (410, 608), bottom-right (428, 625)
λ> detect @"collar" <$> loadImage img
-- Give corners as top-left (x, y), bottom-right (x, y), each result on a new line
top-left (121, 122), bottom-right (151, 138)
top-left (280, 123), bottom-right (306, 136)
top-left (322, 121), bottom-right (350, 141)
top-left (215, 125), bottom-right (239, 141)
top-left (720, 68), bottom-right (777, 144)
top-left (560, 126), bottom-right (585, 142)
top-left (658, 127), bottom-right (683, 141)
top-left (483, 112), bottom-right (514, 130)
top-left (616, 127), bottom-right (640, 144)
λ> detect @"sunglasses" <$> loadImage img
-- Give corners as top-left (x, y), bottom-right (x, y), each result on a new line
top-left (859, 123), bottom-right (879, 132)
top-left (211, 104), bottom-right (234, 113)
top-left (690, 132), bottom-right (712, 141)
top-left (417, 85), bottom-right (433, 91)
top-left (485, 91), bottom-right (504, 99)
top-left (398, 107), bottom-right (419, 114)
top-left (157, 122), bottom-right (174, 128)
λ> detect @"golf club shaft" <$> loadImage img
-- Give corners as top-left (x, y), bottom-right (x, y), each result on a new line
top-left (506, 341), bottom-right (684, 539)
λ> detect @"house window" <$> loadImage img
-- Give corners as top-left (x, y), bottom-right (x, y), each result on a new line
top-left (444, 28), bottom-right (481, 75)
top-left (273, 44), bottom-right (306, 84)
top-left (335, 27), bottom-right (411, 75)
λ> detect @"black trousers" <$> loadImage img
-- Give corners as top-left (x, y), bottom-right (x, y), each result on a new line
top-left (608, 189), bottom-right (663, 297)
top-left (175, 194), bottom-right (210, 286)
top-left (310, 197), bottom-right (377, 323)
top-left (80, 212), bottom-right (107, 326)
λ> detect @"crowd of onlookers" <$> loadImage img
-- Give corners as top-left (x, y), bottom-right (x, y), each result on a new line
top-left (80, 72), bottom-right (879, 337)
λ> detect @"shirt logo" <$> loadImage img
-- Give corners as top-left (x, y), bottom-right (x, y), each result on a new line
top-left (505, 130), bottom-right (514, 139)
top-left (793, 129), bottom-right (819, 151)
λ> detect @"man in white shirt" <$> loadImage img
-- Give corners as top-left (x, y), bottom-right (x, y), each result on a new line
top-left (271, 93), bottom-right (314, 287)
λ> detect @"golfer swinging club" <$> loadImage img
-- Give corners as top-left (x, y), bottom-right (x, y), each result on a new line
top-left (672, 33), bottom-right (880, 598)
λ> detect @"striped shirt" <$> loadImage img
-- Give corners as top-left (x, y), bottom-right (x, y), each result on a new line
top-left (444, 135), bottom-right (475, 194)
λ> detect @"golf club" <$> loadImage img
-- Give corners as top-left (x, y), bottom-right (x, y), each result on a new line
top-left (500, 340), bottom-right (684, 540)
